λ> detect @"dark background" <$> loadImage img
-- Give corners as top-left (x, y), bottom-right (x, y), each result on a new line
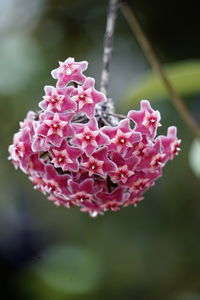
top-left (0, 0), bottom-right (200, 299)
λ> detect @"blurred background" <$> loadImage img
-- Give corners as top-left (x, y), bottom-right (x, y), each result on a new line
top-left (0, 0), bottom-right (200, 299)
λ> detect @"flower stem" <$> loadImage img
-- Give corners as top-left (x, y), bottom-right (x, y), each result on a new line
top-left (120, 1), bottom-right (200, 139)
top-left (100, 0), bottom-right (119, 97)
top-left (96, 0), bottom-right (119, 126)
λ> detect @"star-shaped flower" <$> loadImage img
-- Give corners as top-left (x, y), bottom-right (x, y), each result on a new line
top-left (110, 165), bottom-right (134, 184)
top-left (45, 115), bottom-right (67, 137)
top-left (71, 77), bottom-right (106, 117)
top-left (81, 147), bottom-right (117, 177)
top-left (68, 178), bottom-right (99, 206)
top-left (51, 57), bottom-right (88, 88)
top-left (8, 128), bottom-right (32, 172)
top-left (150, 153), bottom-right (166, 170)
top-left (50, 140), bottom-right (82, 172)
top-left (39, 85), bottom-right (76, 113)
top-left (43, 164), bottom-right (71, 197)
top-left (133, 139), bottom-right (164, 172)
top-left (31, 134), bottom-right (51, 152)
top-left (158, 126), bottom-right (181, 160)
top-left (96, 187), bottom-right (125, 212)
top-left (36, 112), bottom-right (73, 147)
top-left (72, 117), bottom-right (110, 155)
top-left (110, 152), bottom-right (138, 184)
top-left (128, 100), bottom-right (161, 139)
top-left (132, 142), bottom-right (146, 160)
top-left (82, 156), bottom-right (104, 177)
top-left (127, 171), bottom-right (161, 195)
top-left (20, 110), bottom-right (36, 136)
top-left (102, 118), bottom-right (141, 153)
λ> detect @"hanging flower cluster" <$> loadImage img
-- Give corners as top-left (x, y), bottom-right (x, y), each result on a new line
top-left (8, 58), bottom-right (181, 217)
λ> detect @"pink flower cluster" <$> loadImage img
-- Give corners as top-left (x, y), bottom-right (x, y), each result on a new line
top-left (9, 57), bottom-right (181, 217)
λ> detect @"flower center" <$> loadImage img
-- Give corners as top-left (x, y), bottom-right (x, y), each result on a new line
top-left (79, 94), bottom-right (86, 100)
top-left (85, 134), bottom-right (91, 140)
top-left (58, 156), bottom-right (64, 163)
top-left (118, 136), bottom-right (127, 145)
top-left (149, 116), bottom-right (156, 124)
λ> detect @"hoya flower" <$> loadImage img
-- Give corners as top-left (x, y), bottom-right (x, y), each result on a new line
top-left (102, 118), bottom-right (141, 153)
top-left (96, 187), bottom-right (125, 212)
top-left (159, 126), bottom-right (181, 160)
top-left (39, 85), bottom-right (76, 113)
top-left (51, 57), bottom-right (88, 88)
top-left (50, 140), bottom-right (83, 172)
top-left (68, 178), bottom-right (99, 206)
top-left (72, 117), bottom-right (110, 155)
top-left (36, 112), bottom-right (73, 147)
top-left (32, 134), bottom-right (51, 152)
top-left (9, 57), bottom-right (180, 217)
top-left (20, 110), bottom-right (36, 136)
top-left (81, 147), bottom-right (117, 177)
top-left (128, 100), bottom-right (161, 138)
top-left (8, 128), bottom-right (32, 172)
top-left (110, 152), bottom-right (138, 184)
top-left (71, 77), bottom-right (106, 117)
top-left (133, 139), bottom-right (164, 172)
top-left (127, 171), bottom-right (161, 195)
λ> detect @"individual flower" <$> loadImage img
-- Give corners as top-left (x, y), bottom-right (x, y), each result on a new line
top-left (8, 128), bottom-right (32, 172)
top-left (39, 85), bottom-right (76, 113)
top-left (127, 171), bottom-right (161, 195)
top-left (158, 126), bottom-right (181, 160)
top-left (19, 110), bottom-right (36, 136)
top-left (110, 152), bottom-right (138, 184)
top-left (51, 57), bottom-right (88, 88)
top-left (36, 112), bottom-right (73, 147)
top-left (71, 77), bottom-right (106, 117)
top-left (81, 147), bottom-right (117, 177)
top-left (102, 118), bottom-right (141, 153)
top-left (72, 117), bottom-right (110, 155)
top-left (68, 178), bottom-right (99, 208)
top-left (31, 134), bottom-right (51, 152)
top-left (50, 140), bottom-right (82, 172)
top-left (128, 100), bottom-right (161, 139)
top-left (96, 187), bottom-right (125, 212)
top-left (133, 139), bottom-right (164, 173)
top-left (34, 164), bottom-right (71, 197)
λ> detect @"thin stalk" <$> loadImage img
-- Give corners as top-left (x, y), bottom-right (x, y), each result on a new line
top-left (100, 0), bottom-right (119, 97)
top-left (120, 1), bottom-right (200, 139)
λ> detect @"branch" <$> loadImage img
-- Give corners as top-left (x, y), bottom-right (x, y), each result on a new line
top-left (100, 0), bottom-right (119, 97)
top-left (120, 1), bottom-right (200, 139)
top-left (96, 0), bottom-right (119, 126)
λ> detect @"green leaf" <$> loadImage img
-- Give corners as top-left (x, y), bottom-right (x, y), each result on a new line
top-left (123, 59), bottom-right (200, 109)
top-left (189, 139), bottom-right (200, 178)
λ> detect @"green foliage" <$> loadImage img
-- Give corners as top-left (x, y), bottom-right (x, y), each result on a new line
top-left (123, 60), bottom-right (200, 108)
